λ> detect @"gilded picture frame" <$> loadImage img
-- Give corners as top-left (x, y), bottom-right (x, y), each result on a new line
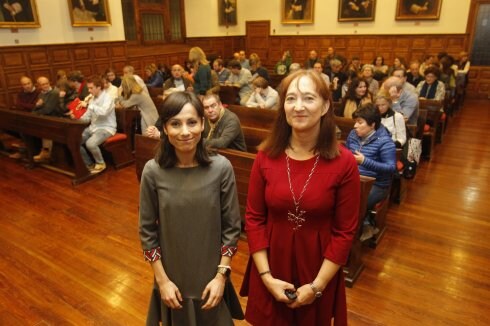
top-left (67, 0), bottom-right (111, 27)
top-left (0, 0), bottom-right (40, 28)
top-left (282, 0), bottom-right (315, 24)
top-left (396, 0), bottom-right (442, 20)
top-left (219, 0), bottom-right (237, 26)
top-left (338, 0), bottom-right (376, 22)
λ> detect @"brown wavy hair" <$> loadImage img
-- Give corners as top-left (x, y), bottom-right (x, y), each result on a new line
top-left (259, 69), bottom-right (340, 159)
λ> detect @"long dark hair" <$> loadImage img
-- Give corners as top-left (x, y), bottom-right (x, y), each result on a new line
top-left (345, 77), bottom-right (370, 101)
top-left (156, 92), bottom-right (211, 168)
top-left (259, 70), bottom-right (339, 160)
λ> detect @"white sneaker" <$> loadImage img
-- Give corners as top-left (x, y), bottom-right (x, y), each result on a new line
top-left (90, 163), bottom-right (106, 174)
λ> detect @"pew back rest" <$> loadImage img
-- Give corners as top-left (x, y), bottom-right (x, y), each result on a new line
top-left (219, 86), bottom-right (239, 105)
top-left (334, 116), bottom-right (355, 141)
top-left (227, 105), bottom-right (277, 130)
top-left (135, 134), bottom-right (160, 181)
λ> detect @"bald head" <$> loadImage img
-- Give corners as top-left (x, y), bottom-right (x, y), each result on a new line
top-left (383, 77), bottom-right (403, 92)
top-left (171, 64), bottom-right (184, 79)
top-left (20, 76), bottom-right (34, 92)
top-left (123, 65), bottom-right (135, 76)
top-left (37, 77), bottom-right (51, 92)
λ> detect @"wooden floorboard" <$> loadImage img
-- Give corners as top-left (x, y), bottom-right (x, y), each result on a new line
top-left (0, 99), bottom-right (489, 325)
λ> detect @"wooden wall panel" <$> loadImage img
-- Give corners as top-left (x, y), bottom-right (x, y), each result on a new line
top-left (51, 49), bottom-right (71, 63)
top-left (74, 48), bottom-right (90, 61)
top-left (27, 51), bottom-right (49, 66)
top-left (3, 53), bottom-right (24, 68)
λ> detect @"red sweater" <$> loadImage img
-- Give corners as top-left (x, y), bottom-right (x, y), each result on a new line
top-left (16, 88), bottom-right (40, 111)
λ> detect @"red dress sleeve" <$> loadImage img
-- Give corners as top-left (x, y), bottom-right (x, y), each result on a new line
top-left (244, 151), bottom-right (269, 254)
top-left (323, 149), bottom-right (361, 265)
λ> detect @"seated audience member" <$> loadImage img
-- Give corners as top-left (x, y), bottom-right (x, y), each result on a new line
top-left (57, 70), bottom-right (67, 82)
top-left (373, 55), bottom-right (389, 81)
top-left (391, 67), bottom-right (416, 93)
top-left (312, 61), bottom-right (331, 87)
top-left (288, 62), bottom-right (301, 74)
top-left (416, 66), bottom-right (446, 101)
top-left (246, 77), bottom-right (279, 109)
top-left (341, 78), bottom-right (372, 118)
top-left (56, 79), bottom-right (79, 116)
top-left (158, 63), bottom-right (171, 82)
top-left (238, 50), bottom-right (251, 70)
top-left (144, 63), bottom-right (164, 88)
top-left (226, 60), bottom-right (253, 105)
top-left (407, 61), bottom-right (424, 88)
top-left (162, 64), bottom-right (193, 99)
top-left (213, 58), bottom-right (231, 83)
top-left (362, 64), bottom-right (379, 96)
top-left (322, 46), bottom-right (336, 72)
top-left (388, 57), bottom-right (406, 77)
top-left (249, 54), bottom-right (270, 83)
top-left (202, 94), bottom-right (247, 151)
top-left (274, 50), bottom-right (292, 75)
top-left (342, 70), bottom-right (359, 98)
top-left (419, 54), bottom-right (435, 76)
top-left (456, 51), bottom-right (471, 90)
top-left (326, 59), bottom-right (347, 102)
top-left (208, 69), bottom-right (221, 95)
top-left (382, 76), bottom-right (419, 125)
top-left (32, 77), bottom-right (61, 162)
top-left (101, 74), bottom-right (118, 100)
top-left (79, 75), bottom-right (117, 174)
top-left (16, 76), bottom-right (40, 111)
top-left (376, 91), bottom-right (406, 148)
top-left (105, 68), bottom-right (122, 87)
top-left (67, 71), bottom-right (89, 100)
top-left (439, 56), bottom-right (457, 96)
top-left (116, 76), bottom-right (159, 132)
top-left (304, 50), bottom-right (320, 69)
top-left (346, 56), bottom-right (362, 74)
top-left (345, 104), bottom-right (396, 241)
top-left (121, 65), bottom-right (149, 96)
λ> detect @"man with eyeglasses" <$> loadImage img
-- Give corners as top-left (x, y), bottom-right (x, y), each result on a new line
top-left (202, 94), bottom-right (247, 152)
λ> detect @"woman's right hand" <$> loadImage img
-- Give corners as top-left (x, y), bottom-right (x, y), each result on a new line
top-left (262, 274), bottom-right (296, 303)
top-left (158, 280), bottom-right (183, 309)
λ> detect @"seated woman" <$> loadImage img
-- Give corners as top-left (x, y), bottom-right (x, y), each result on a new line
top-left (144, 63), bottom-right (164, 88)
top-left (387, 57), bottom-right (406, 77)
top-left (56, 79), bottom-right (79, 117)
top-left (375, 91), bottom-right (406, 148)
top-left (372, 55), bottom-right (388, 81)
top-left (361, 64), bottom-right (379, 96)
top-left (340, 78), bottom-right (372, 118)
top-left (246, 77), bottom-right (279, 109)
top-left (416, 66), bottom-right (446, 101)
top-left (249, 54), bottom-right (270, 83)
top-left (346, 103), bottom-right (396, 241)
top-left (105, 68), bottom-right (121, 87)
top-left (116, 76), bottom-right (159, 133)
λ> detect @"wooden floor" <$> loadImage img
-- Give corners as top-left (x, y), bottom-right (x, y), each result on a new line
top-left (1, 99), bottom-right (489, 325)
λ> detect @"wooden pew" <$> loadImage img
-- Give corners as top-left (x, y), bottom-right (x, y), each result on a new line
top-left (334, 116), bottom-right (355, 141)
top-left (134, 134), bottom-right (373, 286)
top-left (420, 99), bottom-right (444, 145)
top-left (0, 108), bottom-right (90, 185)
top-left (219, 85), bottom-right (240, 105)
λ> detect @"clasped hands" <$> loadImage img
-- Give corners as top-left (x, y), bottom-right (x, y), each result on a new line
top-left (263, 275), bottom-right (316, 309)
top-left (157, 275), bottom-right (226, 310)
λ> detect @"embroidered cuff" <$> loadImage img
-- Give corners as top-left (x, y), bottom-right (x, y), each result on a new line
top-left (143, 247), bottom-right (162, 262)
top-left (221, 245), bottom-right (238, 257)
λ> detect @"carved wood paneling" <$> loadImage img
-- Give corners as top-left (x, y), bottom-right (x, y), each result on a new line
top-left (51, 49), bottom-right (71, 63)
top-left (27, 51), bottom-right (49, 66)
top-left (3, 53), bottom-right (24, 67)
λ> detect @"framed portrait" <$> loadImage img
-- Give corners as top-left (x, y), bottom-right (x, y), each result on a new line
top-left (218, 0), bottom-right (237, 26)
top-left (282, 0), bottom-right (315, 24)
top-left (0, 0), bottom-right (40, 28)
top-left (338, 0), bottom-right (376, 22)
top-left (396, 0), bottom-right (442, 20)
top-left (67, 0), bottom-right (111, 27)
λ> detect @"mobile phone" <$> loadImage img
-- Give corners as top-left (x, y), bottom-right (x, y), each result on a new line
top-left (284, 289), bottom-right (297, 301)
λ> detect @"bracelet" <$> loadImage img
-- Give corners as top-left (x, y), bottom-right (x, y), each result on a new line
top-left (259, 270), bottom-right (271, 277)
top-left (217, 264), bottom-right (231, 270)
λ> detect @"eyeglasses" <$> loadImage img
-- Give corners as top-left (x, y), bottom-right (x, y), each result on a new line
top-left (203, 102), bottom-right (218, 110)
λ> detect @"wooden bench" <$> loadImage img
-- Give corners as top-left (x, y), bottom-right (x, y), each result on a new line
top-left (219, 85), bottom-right (240, 105)
top-left (334, 116), bottom-right (355, 140)
top-left (0, 108), bottom-right (90, 185)
top-left (134, 134), bottom-right (373, 287)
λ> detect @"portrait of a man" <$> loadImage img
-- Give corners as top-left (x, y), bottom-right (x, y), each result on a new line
top-left (68, 0), bottom-right (111, 26)
top-left (396, 0), bottom-right (442, 20)
top-left (1, 0), bottom-right (33, 22)
top-left (282, 0), bottom-right (314, 24)
top-left (219, 0), bottom-right (237, 26)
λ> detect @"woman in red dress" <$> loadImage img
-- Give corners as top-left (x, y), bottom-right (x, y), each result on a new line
top-left (240, 70), bottom-right (360, 325)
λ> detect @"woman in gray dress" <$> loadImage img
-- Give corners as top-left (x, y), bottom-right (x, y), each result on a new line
top-left (139, 91), bottom-right (243, 326)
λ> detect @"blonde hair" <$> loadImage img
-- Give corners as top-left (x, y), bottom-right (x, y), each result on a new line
top-left (375, 89), bottom-right (392, 104)
top-left (121, 75), bottom-right (143, 99)
top-left (188, 47), bottom-right (209, 68)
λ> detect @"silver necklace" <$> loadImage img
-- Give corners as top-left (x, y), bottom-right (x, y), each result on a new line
top-left (286, 153), bottom-right (320, 230)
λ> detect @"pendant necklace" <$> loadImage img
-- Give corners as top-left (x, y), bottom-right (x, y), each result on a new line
top-left (286, 153), bottom-right (320, 230)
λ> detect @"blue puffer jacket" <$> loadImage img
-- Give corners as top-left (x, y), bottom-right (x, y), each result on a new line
top-left (345, 125), bottom-right (397, 188)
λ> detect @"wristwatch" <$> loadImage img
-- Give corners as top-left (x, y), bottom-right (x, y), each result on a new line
top-left (217, 266), bottom-right (231, 278)
top-left (309, 282), bottom-right (322, 298)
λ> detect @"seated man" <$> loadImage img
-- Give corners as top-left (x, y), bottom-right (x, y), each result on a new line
top-left (32, 76), bottom-right (61, 162)
top-left (304, 50), bottom-right (320, 69)
top-left (161, 64), bottom-right (193, 99)
top-left (16, 76), bottom-right (40, 111)
top-left (345, 104), bottom-right (396, 241)
top-left (383, 76), bottom-right (419, 125)
top-left (246, 77), bottom-right (279, 109)
top-left (202, 94), bottom-right (247, 152)
top-left (79, 75), bottom-right (117, 174)
top-left (213, 58), bottom-right (231, 83)
top-left (312, 62), bottom-right (331, 88)
top-left (226, 60), bottom-right (253, 106)
top-left (325, 59), bottom-right (347, 102)
top-left (407, 61), bottom-right (424, 88)
top-left (67, 71), bottom-right (89, 100)
top-left (238, 50), bottom-right (250, 70)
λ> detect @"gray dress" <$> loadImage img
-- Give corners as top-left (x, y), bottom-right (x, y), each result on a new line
top-left (119, 92), bottom-right (159, 131)
top-left (139, 155), bottom-right (242, 326)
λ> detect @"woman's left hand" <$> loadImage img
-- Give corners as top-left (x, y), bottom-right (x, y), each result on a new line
top-left (286, 283), bottom-right (316, 309)
top-left (201, 275), bottom-right (226, 310)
